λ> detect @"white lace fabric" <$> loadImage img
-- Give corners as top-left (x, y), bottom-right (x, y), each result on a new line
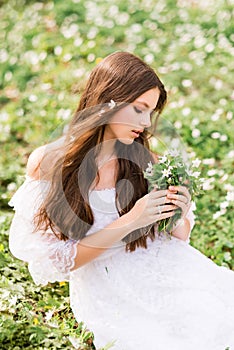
top-left (8, 176), bottom-right (78, 285)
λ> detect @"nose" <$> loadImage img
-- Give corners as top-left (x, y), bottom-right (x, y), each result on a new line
top-left (140, 111), bottom-right (151, 128)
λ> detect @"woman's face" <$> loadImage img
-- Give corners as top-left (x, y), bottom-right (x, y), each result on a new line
top-left (104, 87), bottom-right (160, 144)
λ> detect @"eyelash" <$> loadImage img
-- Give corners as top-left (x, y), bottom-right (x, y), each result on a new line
top-left (133, 106), bottom-right (155, 117)
top-left (133, 106), bottom-right (143, 114)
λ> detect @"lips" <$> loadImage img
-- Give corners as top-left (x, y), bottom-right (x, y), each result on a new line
top-left (131, 129), bottom-right (143, 137)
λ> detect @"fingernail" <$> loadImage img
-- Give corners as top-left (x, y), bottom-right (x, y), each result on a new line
top-left (169, 186), bottom-right (175, 190)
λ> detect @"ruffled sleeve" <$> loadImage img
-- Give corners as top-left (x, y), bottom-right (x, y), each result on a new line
top-left (8, 176), bottom-right (78, 286)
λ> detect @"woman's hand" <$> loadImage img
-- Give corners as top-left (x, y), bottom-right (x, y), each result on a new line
top-left (166, 185), bottom-right (191, 219)
top-left (128, 188), bottom-right (177, 230)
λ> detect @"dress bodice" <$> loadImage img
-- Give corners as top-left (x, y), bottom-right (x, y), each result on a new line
top-left (86, 188), bottom-right (119, 236)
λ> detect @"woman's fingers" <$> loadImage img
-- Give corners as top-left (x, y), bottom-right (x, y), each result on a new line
top-left (155, 204), bottom-right (177, 214)
top-left (155, 210), bottom-right (176, 221)
top-left (149, 189), bottom-right (168, 198)
top-left (167, 193), bottom-right (188, 204)
top-left (168, 185), bottom-right (191, 203)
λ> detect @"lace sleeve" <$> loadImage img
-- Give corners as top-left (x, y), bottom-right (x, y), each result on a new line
top-left (8, 176), bottom-right (78, 286)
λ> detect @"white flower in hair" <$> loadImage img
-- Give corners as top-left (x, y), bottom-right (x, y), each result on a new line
top-left (108, 99), bottom-right (116, 109)
top-left (98, 108), bottom-right (105, 116)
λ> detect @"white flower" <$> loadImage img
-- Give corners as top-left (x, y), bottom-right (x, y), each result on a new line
top-left (192, 128), bottom-right (201, 138)
top-left (28, 94), bottom-right (38, 102)
top-left (45, 310), bottom-right (54, 322)
top-left (145, 161), bottom-right (153, 174)
top-left (227, 150), bottom-right (234, 159)
top-left (220, 201), bottom-right (229, 209)
top-left (213, 209), bottom-right (226, 220)
top-left (108, 99), bottom-right (116, 109)
top-left (98, 108), bottom-right (105, 117)
top-left (213, 211), bottom-right (222, 220)
top-left (226, 191), bottom-right (234, 202)
top-left (220, 134), bottom-right (228, 142)
top-left (202, 178), bottom-right (215, 190)
top-left (69, 336), bottom-right (82, 349)
top-left (168, 149), bottom-right (180, 157)
top-left (182, 79), bottom-right (192, 87)
top-left (202, 158), bottom-right (215, 165)
top-left (191, 158), bottom-right (201, 168)
top-left (158, 155), bottom-right (167, 163)
top-left (54, 46), bottom-right (63, 55)
top-left (162, 169), bottom-right (172, 178)
top-left (224, 184), bottom-right (234, 191)
top-left (9, 295), bottom-right (18, 307)
top-left (7, 182), bottom-right (17, 191)
top-left (207, 169), bottom-right (217, 176)
top-left (211, 132), bottom-right (220, 139)
top-left (191, 171), bottom-right (201, 178)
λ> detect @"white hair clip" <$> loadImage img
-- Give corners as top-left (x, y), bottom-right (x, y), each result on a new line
top-left (108, 99), bottom-right (116, 109)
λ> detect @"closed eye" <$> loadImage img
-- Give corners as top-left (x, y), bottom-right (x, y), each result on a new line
top-left (133, 106), bottom-right (143, 114)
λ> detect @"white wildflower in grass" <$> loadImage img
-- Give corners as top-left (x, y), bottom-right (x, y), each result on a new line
top-left (108, 99), bottom-right (116, 109)
top-left (202, 158), bottom-right (215, 165)
top-left (54, 46), bottom-right (62, 56)
top-left (45, 310), bottom-right (54, 322)
top-left (192, 128), bottom-right (201, 138)
top-left (220, 201), bottom-right (229, 209)
top-left (182, 79), bottom-right (192, 87)
top-left (28, 94), bottom-right (38, 102)
top-left (192, 118), bottom-right (199, 126)
top-left (174, 121), bottom-right (182, 129)
top-left (213, 210), bottom-right (226, 220)
top-left (9, 295), bottom-right (18, 307)
top-left (227, 150), bottom-right (234, 159)
top-left (211, 132), bottom-right (220, 139)
top-left (7, 182), bottom-right (17, 191)
top-left (226, 111), bottom-right (233, 120)
top-left (202, 178), bottom-right (215, 190)
top-left (224, 184), bottom-right (234, 191)
top-left (69, 336), bottom-right (82, 349)
top-left (226, 191), bottom-right (234, 202)
top-left (207, 169), bottom-right (217, 176)
top-left (144, 149), bottom-right (203, 235)
top-left (220, 134), bottom-right (228, 142)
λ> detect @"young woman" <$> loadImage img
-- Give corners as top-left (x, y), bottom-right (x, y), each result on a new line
top-left (9, 52), bottom-right (234, 350)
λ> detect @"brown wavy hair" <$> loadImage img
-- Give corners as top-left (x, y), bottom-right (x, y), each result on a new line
top-left (34, 51), bottom-right (167, 252)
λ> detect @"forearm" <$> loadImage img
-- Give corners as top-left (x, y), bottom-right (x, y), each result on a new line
top-left (171, 217), bottom-right (191, 241)
top-left (72, 212), bottom-right (136, 270)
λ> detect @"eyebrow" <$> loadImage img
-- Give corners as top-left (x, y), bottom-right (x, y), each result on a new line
top-left (135, 100), bottom-right (156, 110)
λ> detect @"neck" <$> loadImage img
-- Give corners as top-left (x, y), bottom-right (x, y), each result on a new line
top-left (96, 139), bottom-right (116, 167)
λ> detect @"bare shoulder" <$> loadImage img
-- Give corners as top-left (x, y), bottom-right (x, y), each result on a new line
top-left (26, 136), bottom-right (65, 180)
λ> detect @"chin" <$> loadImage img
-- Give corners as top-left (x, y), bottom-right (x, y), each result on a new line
top-left (118, 137), bottom-right (135, 145)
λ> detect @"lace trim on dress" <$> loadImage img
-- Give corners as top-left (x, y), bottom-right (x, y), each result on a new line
top-left (47, 237), bottom-right (78, 274)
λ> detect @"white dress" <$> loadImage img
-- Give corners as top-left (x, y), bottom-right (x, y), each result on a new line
top-left (8, 176), bottom-right (234, 350)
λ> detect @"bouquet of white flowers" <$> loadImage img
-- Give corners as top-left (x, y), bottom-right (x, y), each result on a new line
top-left (144, 149), bottom-right (203, 234)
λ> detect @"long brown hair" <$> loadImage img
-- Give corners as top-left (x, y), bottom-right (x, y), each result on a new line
top-left (34, 51), bottom-right (167, 252)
